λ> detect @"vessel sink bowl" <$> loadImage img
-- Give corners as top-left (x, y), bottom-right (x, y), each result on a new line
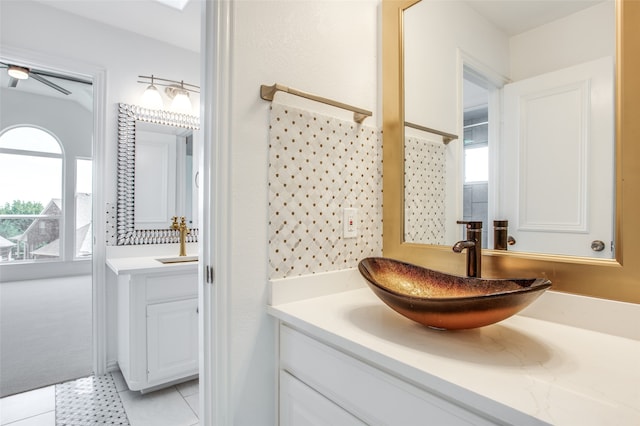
top-left (358, 257), bottom-right (551, 330)
top-left (156, 255), bottom-right (198, 264)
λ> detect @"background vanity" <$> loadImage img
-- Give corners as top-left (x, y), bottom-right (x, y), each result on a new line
top-left (106, 104), bottom-right (201, 392)
top-left (107, 254), bottom-right (198, 392)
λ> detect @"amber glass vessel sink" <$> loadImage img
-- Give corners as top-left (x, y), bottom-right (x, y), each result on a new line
top-left (358, 257), bottom-right (551, 330)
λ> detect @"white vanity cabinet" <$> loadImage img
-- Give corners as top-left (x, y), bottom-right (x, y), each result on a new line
top-left (116, 268), bottom-right (198, 392)
top-left (278, 324), bottom-right (497, 426)
top-left (280, 370), bottom-right (367, 426)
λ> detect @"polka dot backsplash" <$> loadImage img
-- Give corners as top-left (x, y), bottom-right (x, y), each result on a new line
top-left (105, 202), bottom-right (117, 246)
top-left (268, 102), bottom-right (383, 279)
top-left (404, 135), bottom-right (447, 244)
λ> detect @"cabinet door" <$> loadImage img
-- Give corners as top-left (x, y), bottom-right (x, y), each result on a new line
top-left (147, 298), bottom-right (198, 383)
top-left (280, 371), bottom-right (366, 426)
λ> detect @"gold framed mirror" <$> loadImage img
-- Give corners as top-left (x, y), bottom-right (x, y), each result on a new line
top-left (382, 0), bottom-right (640, 303)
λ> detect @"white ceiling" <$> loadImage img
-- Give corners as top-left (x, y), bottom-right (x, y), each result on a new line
top-left (1, 1), bottom-right (201, 109)
top-left (34, 0), bottom-right (202, 53)
top-left (0, 65), bottom-right (94, 111)
top-left (464, 0), bottom-right (606, 36)
top-left (31, 0), bottom-right (607, 53)
top-left (4, 0), bottom-right (607, 110)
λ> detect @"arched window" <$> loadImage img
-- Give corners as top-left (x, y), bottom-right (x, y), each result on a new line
top-left (0, 127), bottom-right (63, 262)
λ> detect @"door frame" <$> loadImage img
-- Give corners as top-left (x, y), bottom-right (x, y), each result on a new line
top-left (200, 1), bottom-right (232, 424)
top-left (0, 45), bottom-right (108, 376)
top-left (457, 50), bottom-right (510, 247)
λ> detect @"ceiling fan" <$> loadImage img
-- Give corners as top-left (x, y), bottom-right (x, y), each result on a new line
top-left (0, 62), bottom-right (74, 95)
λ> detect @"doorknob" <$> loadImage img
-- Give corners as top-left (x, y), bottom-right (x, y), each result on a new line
top-left (591, 240), bottom-right (605, 252)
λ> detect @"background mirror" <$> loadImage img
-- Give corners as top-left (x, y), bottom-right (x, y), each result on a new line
top-left (403, 0), bottom-right (615, 259)
top-left (116, 104), bottom-right (199, 245)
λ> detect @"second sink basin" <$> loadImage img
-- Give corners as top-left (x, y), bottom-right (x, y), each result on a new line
top-left (358, 257), bottom-right (551, 330)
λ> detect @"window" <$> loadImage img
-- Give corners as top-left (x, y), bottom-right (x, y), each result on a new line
top-left (0, 126), bottom-right (91, 264)
top-left (464, 145), bottom-right (489, 183)
top-left (75, 158), bottom-right (93, 259)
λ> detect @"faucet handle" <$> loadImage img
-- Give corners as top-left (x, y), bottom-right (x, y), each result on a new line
top-left (456, 220), bottom-right (482, 229)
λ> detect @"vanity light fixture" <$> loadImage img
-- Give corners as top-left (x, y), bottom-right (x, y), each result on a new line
top-left (141, 75), bottom-right (163, 110)
top-left (7, 65), bottom-right (29, 80)
top-left (165, 81), bottom-right (193, 114)
top-left (137, 75), bottom-right (199, 113)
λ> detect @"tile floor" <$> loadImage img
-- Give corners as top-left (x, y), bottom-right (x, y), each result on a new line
top-left (0, 371), bottom-right (199, 426)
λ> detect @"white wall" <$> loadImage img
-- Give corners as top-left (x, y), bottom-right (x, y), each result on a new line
top-left (0, 0), bottom-right (200, 370)
top-left (2, 1), bottom-right (380, 423)
top-left (227, 0), bottom-right (379, 423)
top-left (0, 0), bottom-right (200, 205)
top-left (404, 0), bottom-right (510, 134)
top-left (0, 91), bottom-right (93, 158)
top-left (403, 0), bottom-right (511, 243)
top-left (509, 1), bottom-right (615, 81)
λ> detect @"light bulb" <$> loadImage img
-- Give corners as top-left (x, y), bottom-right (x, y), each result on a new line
top-left (171, 90), bottom-right (192, 114)
top-left (8, 66), bottom-right (29, 80)
top-left (141, 84), bottom-right (163, 110)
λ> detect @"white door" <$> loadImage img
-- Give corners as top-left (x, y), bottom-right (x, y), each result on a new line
top-left (500, 57), bottom-right (614, 258)
top-left (147, 298), bottom-right (199, 383)
top-left (135, 129), bottom-right (177, 230)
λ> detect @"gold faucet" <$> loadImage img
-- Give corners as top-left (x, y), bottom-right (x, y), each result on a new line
top-left (171, 216), bottom-right (190, 257)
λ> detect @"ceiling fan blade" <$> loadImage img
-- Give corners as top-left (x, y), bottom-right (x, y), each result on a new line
top-left (30, 72), bottom-right (72, 95)
top-left (8, 77), bottom-right (18, 88)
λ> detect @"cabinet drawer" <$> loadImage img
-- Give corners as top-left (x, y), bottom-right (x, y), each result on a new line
top-left (145, 272), bottom-right (198, 303)
top-left (280, 325), bottom-right (495, 426)
top-left (280, 371), bottom-right (367, 426)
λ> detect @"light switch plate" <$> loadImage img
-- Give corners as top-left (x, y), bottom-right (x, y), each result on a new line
top-left (343, 208), bottom-right (358, 238)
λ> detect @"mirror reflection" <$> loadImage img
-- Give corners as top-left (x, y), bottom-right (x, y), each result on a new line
top-left (134, 121), bottom-right (195, 230)
top-left (116, 104), bottom-right (199, 245)
top-left (403, 0), bottom-right (615, 259)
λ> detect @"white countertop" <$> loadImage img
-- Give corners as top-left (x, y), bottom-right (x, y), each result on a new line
top-left (268, 270), bottom-right (640, 425)
top-left (106, 256), bottom-right (198, 275)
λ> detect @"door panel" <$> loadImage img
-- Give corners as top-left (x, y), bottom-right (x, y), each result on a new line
top-left (501, 57), bottom-right (614, 257)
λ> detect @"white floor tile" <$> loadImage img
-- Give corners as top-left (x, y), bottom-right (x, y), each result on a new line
top-left (184, 393), bottom-right (199, 417)
top-left (3, 411), bottom-right (55, 426)
top-left (0, 386), bottom-right (55, 425)
top-left (176, 379), bottom-right (198, 398)
top-left (111, 370), bottom-right (129, 392)
top-left (119, 387), bottom-right (198, 426)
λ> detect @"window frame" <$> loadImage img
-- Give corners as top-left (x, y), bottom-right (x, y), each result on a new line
top-left (0, 126), bottom-right (91, 280)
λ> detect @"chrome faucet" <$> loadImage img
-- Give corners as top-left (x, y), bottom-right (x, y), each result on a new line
top-left (171, 216), bottom-right (190, 257)
top-left (453, 221), bottom-right (482, 278)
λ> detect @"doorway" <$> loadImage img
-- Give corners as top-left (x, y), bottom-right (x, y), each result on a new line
top-left (461, 65), bottom-right (497, 248)
top-left (0, 56), bottom-right (101, 397)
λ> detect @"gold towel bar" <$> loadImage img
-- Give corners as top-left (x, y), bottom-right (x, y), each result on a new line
top-left (404, 121), bottom-right (458, 144)
top-left (260, 83), bottom-right (372, 124)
